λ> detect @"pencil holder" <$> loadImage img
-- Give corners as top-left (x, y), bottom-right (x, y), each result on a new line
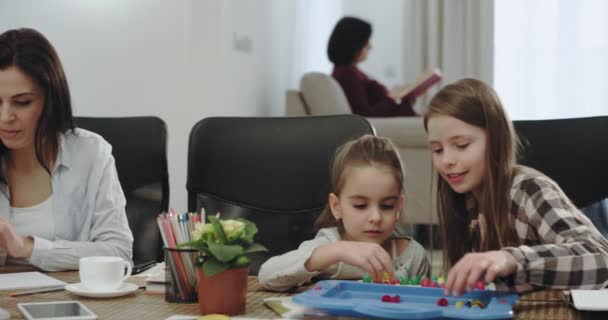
top-left (164, 247), bottom-right (199, 303)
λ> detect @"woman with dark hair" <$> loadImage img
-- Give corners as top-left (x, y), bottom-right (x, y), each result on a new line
top-left (328, 17), bottom-right (416, 117)
top-left (0, 28), bottom-right (133, 271)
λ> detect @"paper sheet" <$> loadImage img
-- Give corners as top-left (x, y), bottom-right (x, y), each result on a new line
top-left (0, 271), bottom-right (66, 290)
top-left (570, 289), bottom-right (608, 311)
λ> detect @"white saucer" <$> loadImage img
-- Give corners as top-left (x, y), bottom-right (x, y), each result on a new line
top-left (65, 282), bottom-right (139, 298)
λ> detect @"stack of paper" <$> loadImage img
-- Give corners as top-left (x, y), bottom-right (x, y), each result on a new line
top-left (0, 272), bottom-right (66, 290)
top-left (143, 262), bottom-right (166, 294)
top-left (570, 290), bottom-right (608, 311)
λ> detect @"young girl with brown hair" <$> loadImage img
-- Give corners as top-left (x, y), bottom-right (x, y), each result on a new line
top-left (258, 134), bottom-right (429, 291)
top-left (424, 78), bottom-right (608, 296)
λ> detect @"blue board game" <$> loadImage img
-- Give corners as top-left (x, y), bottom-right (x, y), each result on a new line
top-left (292, 280), bottom-right (519, 319)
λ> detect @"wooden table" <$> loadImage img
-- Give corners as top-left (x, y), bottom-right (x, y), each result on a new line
top-left (1, 269), bottom-right (606, 319)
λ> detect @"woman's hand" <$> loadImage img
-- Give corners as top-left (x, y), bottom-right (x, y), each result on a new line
top-left (444, 250), bottom-right (518, 296)
top-left (335, 241), bottom-right (394, 281)
top-left (0, 218), bottom-right (33, 259)
top-left (389, 83), bottom-right (411, 102)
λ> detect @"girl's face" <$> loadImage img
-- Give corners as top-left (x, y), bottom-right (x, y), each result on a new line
top-left (0, 66), bottom-right (44, 152)
top-left (329, 164), bottom-right (404, 245)
top-left (427, 114), bottom-right (488, 196)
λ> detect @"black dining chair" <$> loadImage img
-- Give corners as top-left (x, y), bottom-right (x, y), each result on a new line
top-left (514, 116), bottom-right (608, 237)
top-left (186, 115), bottom-right (375, 274)
top-left (75, 116), bottom-right (169, 269)
top-left (513, 116), bottom-right (608, 210)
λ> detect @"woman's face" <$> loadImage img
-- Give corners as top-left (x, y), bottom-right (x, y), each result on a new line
top-left (355, 41), bottom-right (371, 63)
top-left (0, 66), bottom-right (45, 152)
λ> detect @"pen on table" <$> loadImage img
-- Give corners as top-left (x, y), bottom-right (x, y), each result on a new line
top-left (9, 285), bottom-right (66, 297)
top-left (133, 260), bottom-right (157, 274)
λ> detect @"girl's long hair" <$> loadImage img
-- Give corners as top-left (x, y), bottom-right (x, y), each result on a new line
top-left (423, 78), bottom-right (520, 271)
top-left (314, 134), bottom-right (405, 236)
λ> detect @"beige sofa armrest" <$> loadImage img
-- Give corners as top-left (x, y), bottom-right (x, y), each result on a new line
top-left (285, 90), bottom-right (309, 116)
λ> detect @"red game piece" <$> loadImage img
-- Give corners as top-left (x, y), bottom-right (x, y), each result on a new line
top-left (390, 295), bottom-right (401, 303)
top-left (500, 299), bottom-right (507, 304)
top-left (437, 298), bottom-right (449, 306)
top-left (430, 281), bottom-right (439, 288)
top-left (391, 278), bottom-right (401, 285)
top-left (474, 280), bottom-right (485, 290)
top-left (382, 294), bottom-right (391, 302)
top-left (421, 277), bottom-right (432, 287)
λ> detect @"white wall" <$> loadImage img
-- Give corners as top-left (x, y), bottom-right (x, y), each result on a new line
top-left (342, 0), bottom-right (406, 88)
top-left (0, 0), bottom-right (295, 212)
top-left (220, 0), bottom-right (297, 116)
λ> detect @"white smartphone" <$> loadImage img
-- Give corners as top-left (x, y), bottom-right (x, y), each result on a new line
top-left (17, 301), bottom-right (97, 320)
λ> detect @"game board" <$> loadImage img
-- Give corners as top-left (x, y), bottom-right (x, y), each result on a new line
top-left (292, 280), bottom-right (519, 319)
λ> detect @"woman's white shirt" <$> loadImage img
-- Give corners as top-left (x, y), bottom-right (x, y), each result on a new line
top-left (11, 195), bottom-right (55, 242)
top-left (8, 196), bottom-right (54, 266)
top-left (0, 128), bottom-right (134, 271)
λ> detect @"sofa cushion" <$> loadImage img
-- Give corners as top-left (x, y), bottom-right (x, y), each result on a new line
top-left (300, 72), bottom-right (351, 115)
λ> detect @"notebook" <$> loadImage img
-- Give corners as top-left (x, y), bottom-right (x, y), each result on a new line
top-left (0, 271), bottom-right (66, 290)
top-left (570, 289), bottom-right (608, 311)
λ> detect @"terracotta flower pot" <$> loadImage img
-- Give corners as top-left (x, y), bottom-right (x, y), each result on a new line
top-left (197, 267), bottom-right (248, 315)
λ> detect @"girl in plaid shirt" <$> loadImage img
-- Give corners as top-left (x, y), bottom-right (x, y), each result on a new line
top-left (424, 78), bottom-right (608, 296)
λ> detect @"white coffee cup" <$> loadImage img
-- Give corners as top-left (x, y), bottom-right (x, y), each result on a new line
top-left (79, 256), bottom-right (132, 292)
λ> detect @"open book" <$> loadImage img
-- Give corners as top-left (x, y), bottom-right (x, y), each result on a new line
top-left (264, 296), bottom-right (327, 318)
top-left (395, 68), bottom-right (442, 101)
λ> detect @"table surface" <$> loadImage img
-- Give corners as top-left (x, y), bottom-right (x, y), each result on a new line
top-left (1, 267), bottom-right (606, 319)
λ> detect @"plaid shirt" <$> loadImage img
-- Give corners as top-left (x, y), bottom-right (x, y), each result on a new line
top-left (467, 166), bottom-right (608, 292)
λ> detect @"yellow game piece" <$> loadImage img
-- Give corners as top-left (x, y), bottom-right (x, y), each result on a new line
top-left (198, 315), bottom-right (230, 320)
top-left (381, 272), bottom-right (390, 282)
top-left (437, 276), bottom-right (445, 283)
top-left (455, 301), bottom-right (465, 308)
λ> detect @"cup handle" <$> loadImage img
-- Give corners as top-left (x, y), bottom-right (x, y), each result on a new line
top-left (122, 260), bottom-right (133, 282)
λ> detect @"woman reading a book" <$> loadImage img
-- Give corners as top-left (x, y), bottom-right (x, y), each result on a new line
top-left (0, 28), bottom-right (133, 271)
top-left (328, 17), bottom-right (420, 117)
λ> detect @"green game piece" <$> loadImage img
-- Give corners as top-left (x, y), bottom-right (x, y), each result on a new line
top-left (430, 275), bottom-right (438, 282)
top-left (400, 276), bottom-right (408, 285)
top-left (362, 274), bottom-right (373, 283)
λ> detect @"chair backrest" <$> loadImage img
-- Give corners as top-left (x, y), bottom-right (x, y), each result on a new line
top-left (513, 116), bottom-right (608, 209)
top-left (75, 116), bottom-right (169, 266)
top-left (186, 115), bottom-right (375, 274)
top-left (300, 72), bottom-right (351, 115)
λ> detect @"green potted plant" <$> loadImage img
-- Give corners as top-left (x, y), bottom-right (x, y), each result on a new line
top-left (181, 215), bottom-right (267, 315)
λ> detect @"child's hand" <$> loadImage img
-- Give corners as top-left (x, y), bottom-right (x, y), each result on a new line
top-left (444, 250), bottom-right (517, 296)
top-left (336, 241), bottom-right (394, 282)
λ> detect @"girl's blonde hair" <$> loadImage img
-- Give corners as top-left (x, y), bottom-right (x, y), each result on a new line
top-left (423, 78), bottom-right (520, 272)
top-left (314, 134), bottom-right (405, 235)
